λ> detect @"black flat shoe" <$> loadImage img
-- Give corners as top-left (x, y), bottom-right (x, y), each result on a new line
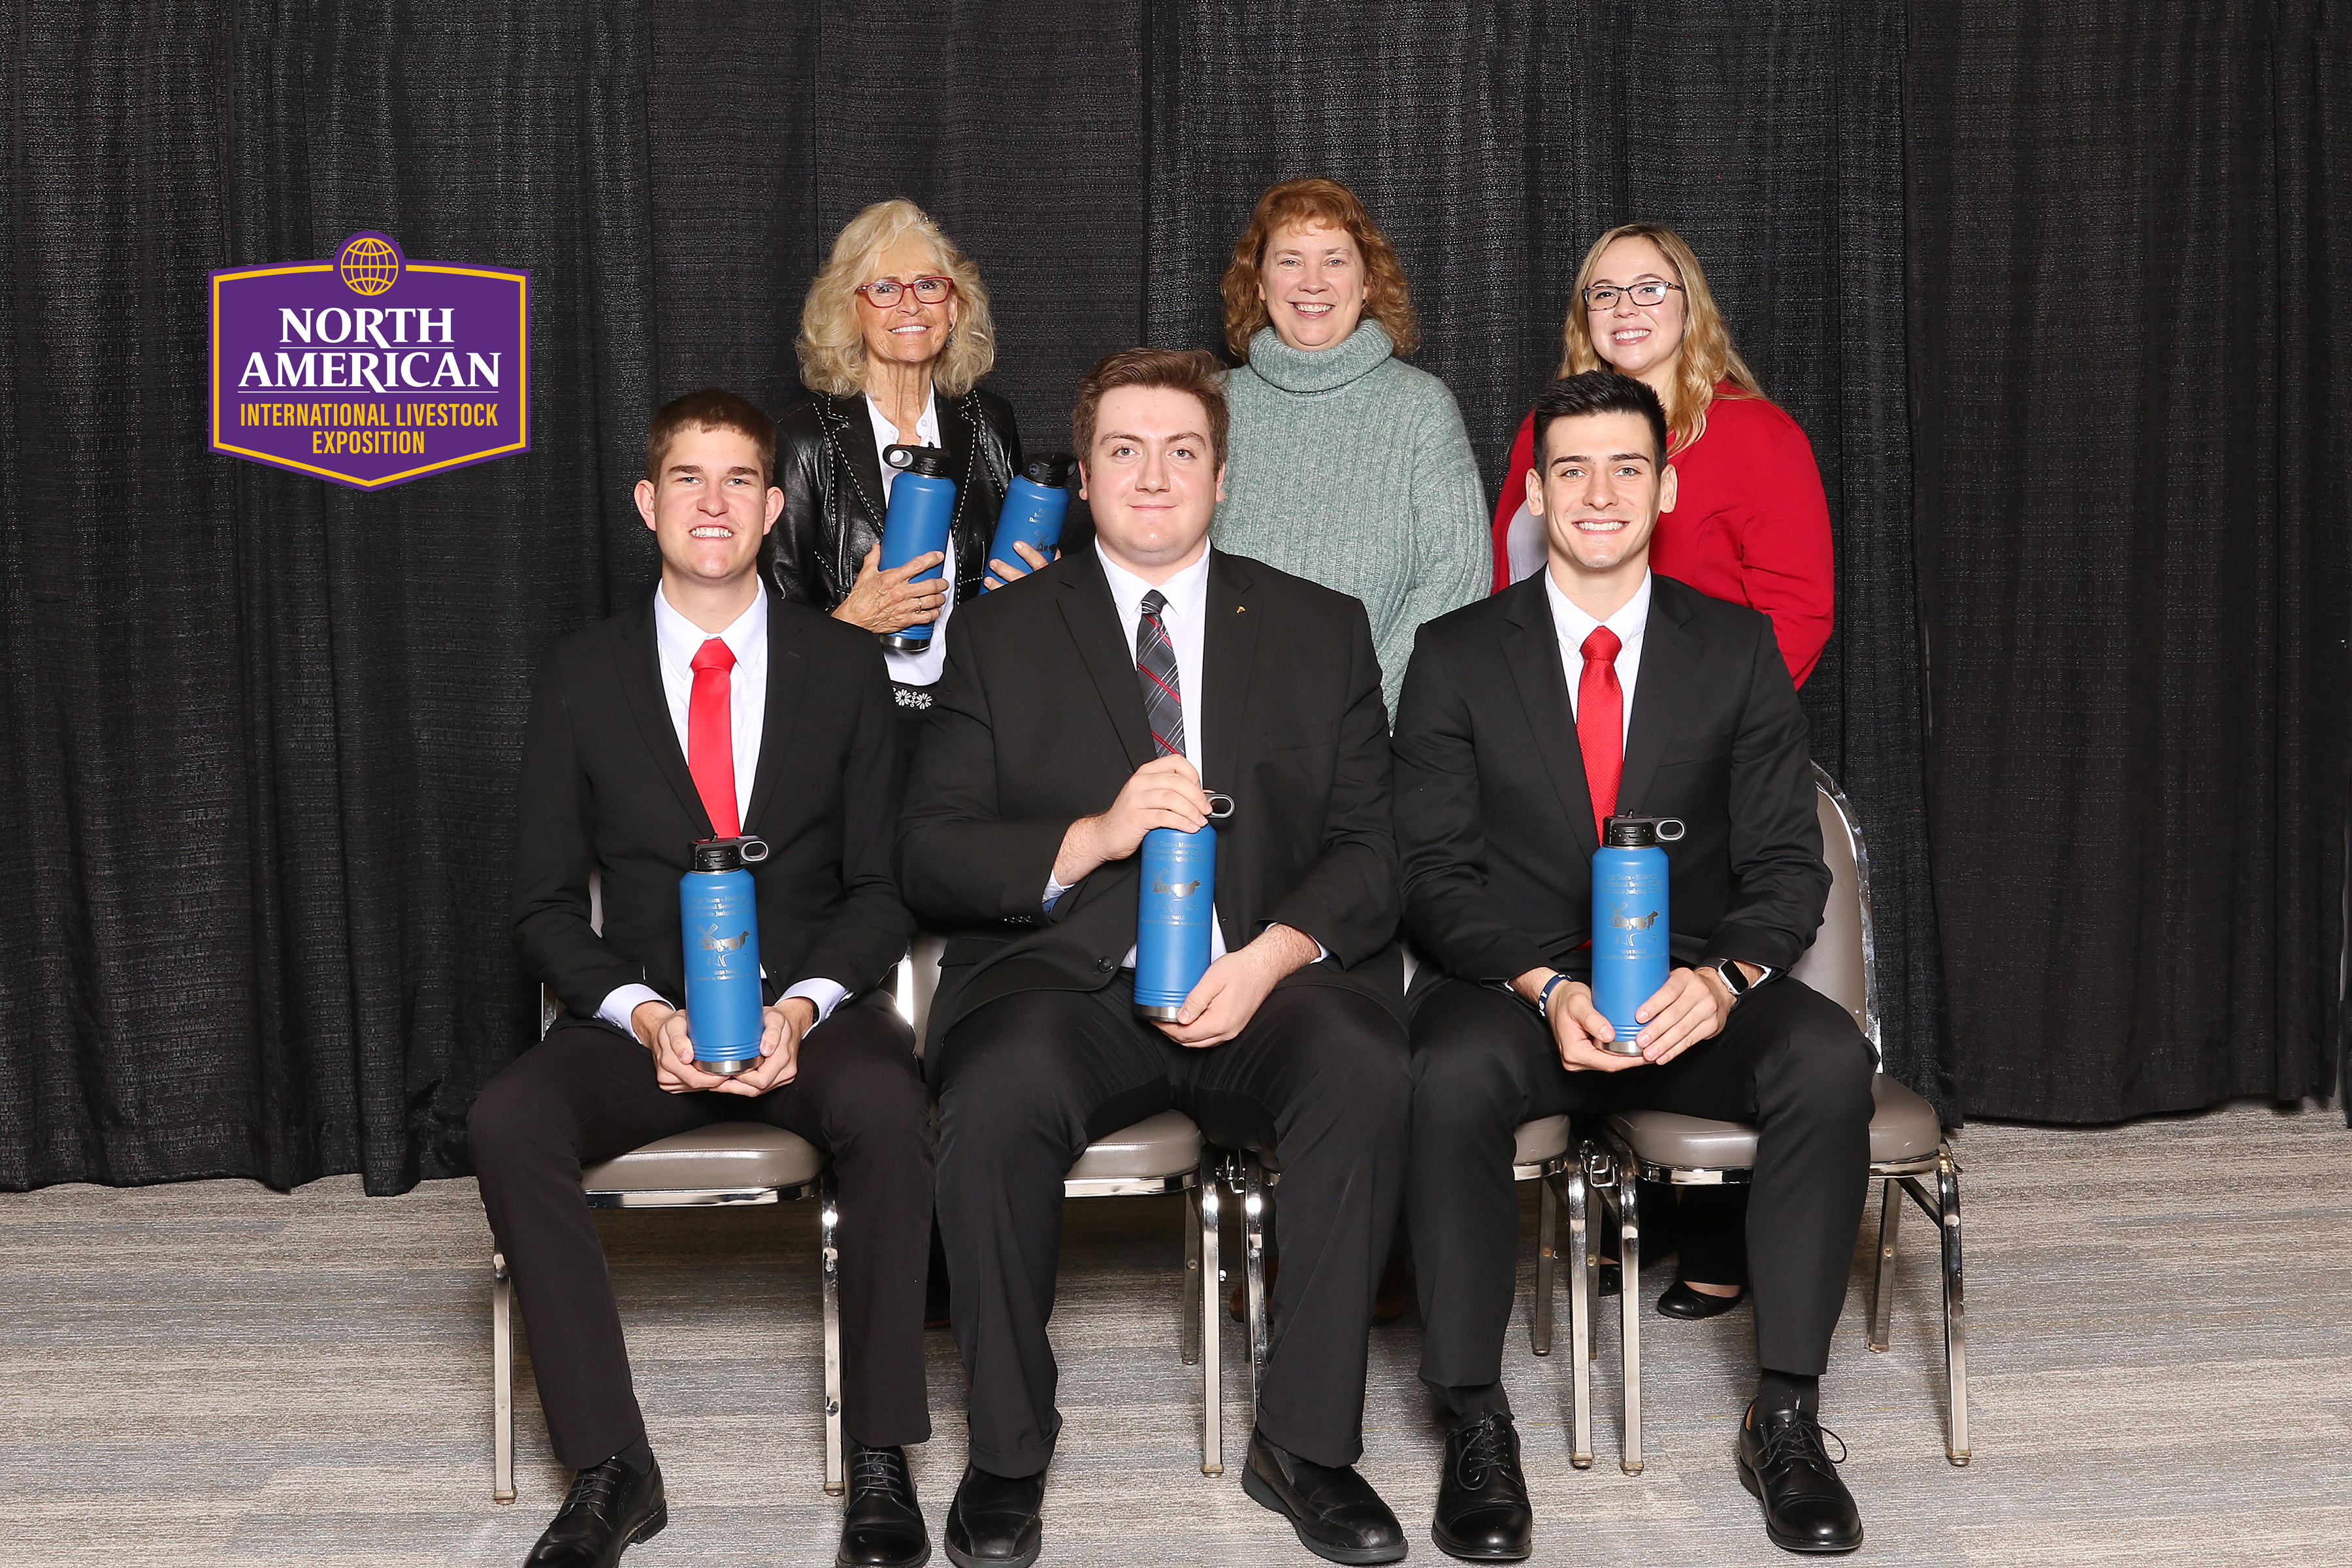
top-left (1657, 1279), bottom-right (1746, 1319)
top-left (525, 1454), bottom-right (666, 1567)
top-left (1597, 1260), bottom-right (1621, 1297)
top-left (1736, 1404), bottom-right (1863, 1554)
top-left (944, 1463), bottom-right (1043, 1568)
top-left (840, 1443), bottom-right (930, 1568)
top-left (1241, 1428), bottom-right (1407, 1565)
top-left (1431, 1411), bottom-right (1531, 1562)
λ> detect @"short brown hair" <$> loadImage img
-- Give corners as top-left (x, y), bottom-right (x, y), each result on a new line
top-left (1219, 177), bottom-right (1422, 361)
top-left (1071, 347), bottom-right (1230, 467)
top-left (645, 388), bottom-right (776, 485)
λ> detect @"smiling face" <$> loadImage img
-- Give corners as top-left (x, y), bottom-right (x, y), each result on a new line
top-left (856, 233), bottom-right (958, 374)
top-left (1255, 221), bottom-right (1367, 351)
top-left (1077, 385), bottom-right (1226, 579)
top-left (634, 423), bottom-right (783, 593)
top-left (1528, 408), bottom-right (1678, 587)
top-left (1585, 234), bottom-right (1689, 383)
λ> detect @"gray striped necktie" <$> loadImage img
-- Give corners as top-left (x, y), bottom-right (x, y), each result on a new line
top-left (1135, 589), bottom-right (1186, 759)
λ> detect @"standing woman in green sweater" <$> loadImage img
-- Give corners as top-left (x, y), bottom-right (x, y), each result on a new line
top-left (1211, 178), bottom-right (1489, 720)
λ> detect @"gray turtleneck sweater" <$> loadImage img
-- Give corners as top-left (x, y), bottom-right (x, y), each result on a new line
top-left (1211, 321), bottom-right (1489, 721)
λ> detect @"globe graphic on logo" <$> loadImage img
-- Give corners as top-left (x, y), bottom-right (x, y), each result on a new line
top-left (338, 235), bottom-right (401, 295)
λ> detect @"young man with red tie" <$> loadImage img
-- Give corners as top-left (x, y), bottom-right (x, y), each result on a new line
top-left (896, 348), bottom-right (1413, 1568)
top-left (1392, 372), bottom-right (1875, 1559)
top-left (471, 389), bottom-right (932, 1568)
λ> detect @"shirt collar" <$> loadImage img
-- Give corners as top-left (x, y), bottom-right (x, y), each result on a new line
top-left (866, 390), bottom-right (940, 448)
top-left (1544, 568), bottom-right (1652, 653)
top-left (1097, 544), bottom-right (1214, 628)
top-left (653, 581), bottom-right (768, 670)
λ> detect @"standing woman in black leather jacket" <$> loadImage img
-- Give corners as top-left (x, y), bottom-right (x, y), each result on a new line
top-left (773, 199), bottom-right (1037, 762)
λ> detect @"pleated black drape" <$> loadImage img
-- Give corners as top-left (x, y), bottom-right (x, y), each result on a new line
top-left (1909, 4), bottom-right (2351, 1120)
top-left (1142, 0), bottom-right (1952, 1117)
top-left (0, 1), bottom-right (657, 1193)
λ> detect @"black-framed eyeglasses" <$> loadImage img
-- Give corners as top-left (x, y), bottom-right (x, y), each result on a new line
top-left (855, 276), bottom-right (955, 307)
top-left (1581, 280), bottom-right (1682, 310)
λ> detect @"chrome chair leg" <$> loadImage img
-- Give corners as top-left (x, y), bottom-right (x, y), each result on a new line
top-left (1243, 1156), bottom-right (1271, 1416)
top-left (1183, 1175), bottom-right (1203, 1367)
top-left (821, 1174), bottom-right (845, 1497)
top-left (1869, 1175), bottom-right (1901, 1353)
top-left (492, 1251), bottom-right (515, 1505)
top-left (1199, 1164), bottom-right (1224, 1475)
top-left (1935, 1151), bottom-right (1971, 1465)
top-left (1618, 1164), bottom-right (1644, 1475)
top-left (1533, 1171), bottom-right (1558, 1356)
top-left (1563, 1169), bottom-right (1593, 1470)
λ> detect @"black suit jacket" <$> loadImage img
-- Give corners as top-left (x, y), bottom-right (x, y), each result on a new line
top-left (513, 589), bottom-right (913, 1022)
top-left (895, 546), bottom-right (1403, 1059)
top-left (1391, 572), bottom-right (1827, 987)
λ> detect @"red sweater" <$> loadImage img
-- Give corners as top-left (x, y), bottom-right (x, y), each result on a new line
top-left (1488, 385), bottom-right (1835, 687)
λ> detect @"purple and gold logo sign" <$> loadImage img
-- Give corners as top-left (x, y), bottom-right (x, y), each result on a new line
top-left (209, 233), bottom-right (528, 489)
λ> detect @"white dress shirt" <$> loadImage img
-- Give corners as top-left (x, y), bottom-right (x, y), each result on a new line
top-left (1043, 548), bottom-right (1326, 968)
top-left (595, 584), bottom-right (848, 1037)
top-left (1544, 567), bottom-right (1651, 747)
top-left (869, 391), bottom-right (954, 689)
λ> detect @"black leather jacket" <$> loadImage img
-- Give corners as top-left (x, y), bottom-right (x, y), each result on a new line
top-left (769, 386), bottom-right (1021, 615)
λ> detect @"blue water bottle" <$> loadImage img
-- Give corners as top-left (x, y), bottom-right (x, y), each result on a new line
top-left (1132, 792), bottom-right (1235, 1021)
top-left (878, 443), bottom-right (957, 652)
top-left (1590, 815), bottom-right (1685, 1054)
top-left (983, 453), bottom-right (1073, 589)
top-left (680, 836), bottom-right (770, 1075)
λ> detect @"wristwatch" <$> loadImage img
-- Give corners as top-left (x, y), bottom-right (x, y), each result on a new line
top-left (1707, 959), bottom-right (1760, 1004)
top-left (1535, 971), bottom-right (1574, 1017)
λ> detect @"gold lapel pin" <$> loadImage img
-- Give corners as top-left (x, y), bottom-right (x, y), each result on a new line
top-left (1236, 605), bottom-right (1247, 613)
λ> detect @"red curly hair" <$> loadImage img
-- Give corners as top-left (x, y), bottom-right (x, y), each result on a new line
top-left (1219, 177), bottom-right (1422, 361)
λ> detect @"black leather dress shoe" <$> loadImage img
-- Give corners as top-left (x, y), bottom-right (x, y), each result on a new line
top-left (840, 1443), bottom-right (930, 1568)
top-left (1597, 1261), bottom-right (1621, 1297)
top-left (1241, 1428), bottom-right (1407, 1565)
top-left (1657, 1279), bottom-right (1746, 1319)
top-left (1735, 1405), bottom-right (1863, 1554)
top-left (943, 1464), bottom-right (1043, 1568)
top-left (525, 1454), bottom-right (666, 1567)
top-left (1431, 1412), bottom-right (1531, 1561)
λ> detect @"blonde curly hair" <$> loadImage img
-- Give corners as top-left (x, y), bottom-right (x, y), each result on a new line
top-left (1559, 223), bottom-right (1763, 453)
top-left (796, 199), bottom-right (997, 397)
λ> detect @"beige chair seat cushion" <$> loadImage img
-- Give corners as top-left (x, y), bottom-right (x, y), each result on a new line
top-left (1609, 1077), bottom-right (1944, 1172)
top-left (582, 1122), bottom-right (823, 1193)
top-left (1066, 1110), bottom-right (1204, 1182)
top-left (1513, 1114), bottom-right (1571, 1168)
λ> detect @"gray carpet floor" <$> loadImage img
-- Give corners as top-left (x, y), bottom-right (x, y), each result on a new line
top-left (8, 1097), bottom-right (2349, 1567)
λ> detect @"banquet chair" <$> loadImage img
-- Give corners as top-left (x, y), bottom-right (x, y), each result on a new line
top-left (1584, 765), bottom-right (1968, 1473)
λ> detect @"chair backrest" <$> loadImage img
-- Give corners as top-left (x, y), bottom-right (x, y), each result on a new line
top-left (1788, 766), bottom-right (1880, 1054)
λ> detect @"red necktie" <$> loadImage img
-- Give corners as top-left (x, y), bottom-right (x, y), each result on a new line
top-left (688, 637), bottom-right (740, 838)
top-left (1577, 625), bottom-right (1623, 841)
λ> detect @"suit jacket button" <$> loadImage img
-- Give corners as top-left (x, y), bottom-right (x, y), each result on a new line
top-left (1096, 957), bottom-right (1115, 973)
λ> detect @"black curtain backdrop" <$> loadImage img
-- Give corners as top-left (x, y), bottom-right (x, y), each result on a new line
top-left (18, 1), bottom-right (2332, 1195)
top-left (1910, 5), bottom-right (2350, 1121)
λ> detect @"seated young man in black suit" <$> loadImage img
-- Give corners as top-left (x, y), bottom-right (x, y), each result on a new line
top-left (896, 347), bottom-right (1413, 1568)
top-left (1392, 372), bottom-right (1876, 1560)
top-left (471, 389), bottom-right (932, 1568)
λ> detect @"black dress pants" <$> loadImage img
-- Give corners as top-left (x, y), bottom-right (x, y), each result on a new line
top-left (1406, 975), bottom-right (1873, 1421)
top-left (468, 992), bottom-right (934, 1467)
top-left (934, 977), bottom-right (1411, 1477)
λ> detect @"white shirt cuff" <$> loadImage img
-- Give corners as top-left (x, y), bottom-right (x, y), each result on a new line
top-left (780, 978), bottom-right (849, 1024)
top-left (1043, 875), bottom-right (1069, 911)
top-left (596, 983), bottom-right (668, 1036)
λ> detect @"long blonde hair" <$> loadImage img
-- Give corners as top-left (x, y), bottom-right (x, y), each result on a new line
top-left (796, 199), bottom-right (997, 397)
top-left (1560, 223), bottom-right (1761, 453)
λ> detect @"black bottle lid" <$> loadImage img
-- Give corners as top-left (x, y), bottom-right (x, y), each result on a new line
top-left (1021, 452), bottom-right (1075, 488)
top-left (689, 836), bottom-right (770, 871)
top-left (1602, 815), bottom-right (1686, 848)
top-left (885, 443), bottom-right (949, 478)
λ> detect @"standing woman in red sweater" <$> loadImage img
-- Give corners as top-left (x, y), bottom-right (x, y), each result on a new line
top-left (1492, 224), bottom-right (1835, 1320)
top-left (1491, 223), bottom-right (1835, 689)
